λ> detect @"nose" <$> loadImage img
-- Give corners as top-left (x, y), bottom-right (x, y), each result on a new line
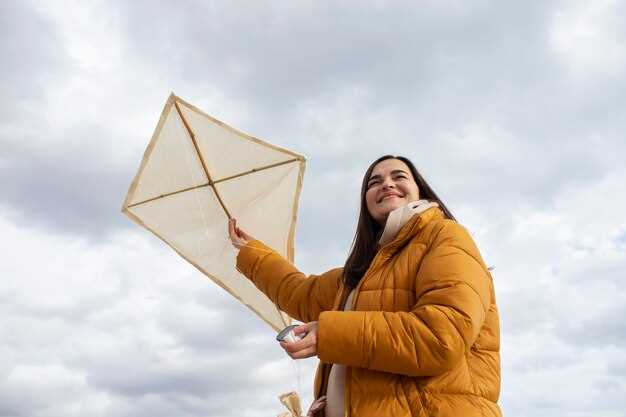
top-left (381, 177), bottom-right (395, 190)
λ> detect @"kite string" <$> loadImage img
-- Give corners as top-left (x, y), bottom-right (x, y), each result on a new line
top-left (289, 356), bottom-right (303, 405)
top-left (294, 358), bottom-right (302, 399)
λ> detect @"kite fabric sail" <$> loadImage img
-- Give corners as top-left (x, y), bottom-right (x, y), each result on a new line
top-left (122, 93), bottom-right (306, 331)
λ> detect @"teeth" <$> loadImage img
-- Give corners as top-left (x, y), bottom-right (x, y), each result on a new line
top-left (379, 194), bottom-right (402, 203)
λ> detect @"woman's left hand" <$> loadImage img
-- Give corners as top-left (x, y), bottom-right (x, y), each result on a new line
top-left (306, 395), bottom-right (326, 416)
top-left (279, 321), bottom-right (319, 359)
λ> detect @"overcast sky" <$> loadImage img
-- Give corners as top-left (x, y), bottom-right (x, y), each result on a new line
top-left (1, 1), bottom-right (625, 416)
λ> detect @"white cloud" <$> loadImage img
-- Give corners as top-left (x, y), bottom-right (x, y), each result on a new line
top-left (550, 0), bottom-right (626, 76)
top-left (0, 210), bottom-right (316, 417)
top-left (2, 1), bottom-right (626, 416)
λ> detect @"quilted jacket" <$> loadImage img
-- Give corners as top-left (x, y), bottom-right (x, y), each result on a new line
top-left (236, 207), bottom-right (501, 417)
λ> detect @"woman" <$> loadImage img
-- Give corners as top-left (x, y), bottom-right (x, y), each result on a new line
top-left (229, 155), bottom-right (501, 417)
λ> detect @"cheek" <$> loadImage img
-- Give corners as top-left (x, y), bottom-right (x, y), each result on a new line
top-left (365, 189), bottom-right (377, 210)
top-left (407, 183), bottom-right (419, 199)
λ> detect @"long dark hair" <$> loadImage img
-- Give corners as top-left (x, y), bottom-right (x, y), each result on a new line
top-left (342, 155), bottom-right (456, 289)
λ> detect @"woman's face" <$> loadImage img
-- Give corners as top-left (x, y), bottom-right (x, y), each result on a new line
top-left (365, 158), bottom-right (420, 225)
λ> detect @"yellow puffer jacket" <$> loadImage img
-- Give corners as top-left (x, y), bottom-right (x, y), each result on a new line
top-left (237, 207), bottom-right (501, 417)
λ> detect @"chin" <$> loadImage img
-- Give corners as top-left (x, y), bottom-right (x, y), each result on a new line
top-left (381, 200), bottom-right (405, 211)
top-left (371, 200), bottom-right (406, 224)
top-left (377, 207), bottom-right (397, 222)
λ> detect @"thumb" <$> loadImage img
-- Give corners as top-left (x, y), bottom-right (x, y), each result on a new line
top-left (240, 229), bottom-right (253, 241)
top-left (293, 324), bottom-right (309, 336)
top-left (294, 321), bottom-right (316, 336)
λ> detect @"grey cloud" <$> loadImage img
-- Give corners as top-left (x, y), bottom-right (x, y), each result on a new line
top-left (1, 124), bottom-right (139, 239)
top-left (0, 287), bottom-right (296, 417)
top-left (0, 2), bottom-right (65, 124)
top-left (3, 0), bottom-right (625, 241)
top-left (607, 355), bottom-right (626, 380)
top-left (155, 295), bottom-right (279, 352)
top-left (86, 358), bottom-right (242, 397)
top-left (556, 301), bottom-right (626, 348)
top-left (3, 2), bottom-right (626, 417)
top-left (118, 2), bottom-right (554, 110)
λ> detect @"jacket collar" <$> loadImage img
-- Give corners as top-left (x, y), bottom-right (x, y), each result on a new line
top-left (333, 206), bottom-right (444, 310)
top-left (378, 200), bottom-right (439, 246)
top-left (378, 205), bottom-right (443, 255)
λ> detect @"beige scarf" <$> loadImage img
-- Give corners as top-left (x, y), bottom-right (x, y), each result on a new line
top-left (378, 200), bottom-right (439, 246)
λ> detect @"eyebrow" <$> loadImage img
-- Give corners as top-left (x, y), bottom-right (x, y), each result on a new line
top-left (368, 169), bottom-right (409, 182)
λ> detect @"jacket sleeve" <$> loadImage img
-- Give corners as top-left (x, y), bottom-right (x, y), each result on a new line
top-left (316, 222), bottom-right (492, 377)
top-left (236, 239), bottom-right (342, 323)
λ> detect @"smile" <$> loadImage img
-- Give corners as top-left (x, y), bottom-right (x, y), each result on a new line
top-left (378, 193), bottom-right (404, 203)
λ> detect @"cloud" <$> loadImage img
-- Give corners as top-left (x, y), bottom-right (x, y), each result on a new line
top-left (550, 0), bottom-right (626, 76)
top-left (0, 211), bottom-right (319, 417)
top-left (2, 1), bottom-right (626, 416)
top-left (3, 0), bottom-right (625, 241)
top-left (0, 1), bottom-right (66, 124)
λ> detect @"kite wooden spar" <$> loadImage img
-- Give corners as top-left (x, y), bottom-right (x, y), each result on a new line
top-left (122, 93), bottom-right (306, 331)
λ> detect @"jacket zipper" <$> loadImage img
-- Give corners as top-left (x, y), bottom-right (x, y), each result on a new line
top-left (338, 213), bottom-right (430, 416)
top-left (342, 248), bottom-right (391, 417)
top-left (314, 284), bottom-right (349, 415)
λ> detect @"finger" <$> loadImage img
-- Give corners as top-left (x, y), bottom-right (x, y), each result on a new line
top-left (228, 219), bottom-right (236, 238)
top-left (279, 340), bottom-right (297, 353)
top-left (310, 397), bottom-right (326, 409)
top-left (311, 404), bottom-right (325, 412)
top-left (310, 401), bottom-right (326, 412)
top-left (293, 324), bottom-right (309, 336)
top-left (229, 219), bottom-right (241, 241)
top-left (309, 404), bottom-right (324, 413)
top-left (290, 346), bottom-right (317, 359)
top-left (279, 338), bottom-right (310, 353)
top-left (235, 224), bottom-right (251, 240)
top-left (297, 330), bottom-right (318, 348)
top-left (282, 341), bottom-right (316, 359)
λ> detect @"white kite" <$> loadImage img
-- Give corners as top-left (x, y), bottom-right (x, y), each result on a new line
top-left (122, 93), bottom-right (306, 331)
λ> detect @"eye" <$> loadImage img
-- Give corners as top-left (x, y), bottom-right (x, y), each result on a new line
top-left (367, 179), bottom-right (381, 188)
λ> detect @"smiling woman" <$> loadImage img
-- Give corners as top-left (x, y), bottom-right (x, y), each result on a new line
top-left (229, 155), bottom-right (501, 417)
top-left (365, 159), bottom-right (421, 223)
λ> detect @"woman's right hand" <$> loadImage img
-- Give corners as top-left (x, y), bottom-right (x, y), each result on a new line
top-left (228, 218), bottom-right (253, 249)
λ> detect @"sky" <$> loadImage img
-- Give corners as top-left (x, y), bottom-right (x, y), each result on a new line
top-left (1, 1), bottom-right (625, 416)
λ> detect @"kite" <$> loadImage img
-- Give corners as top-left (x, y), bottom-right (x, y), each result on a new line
top-left (122, 93), bottom-right (306, 331)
